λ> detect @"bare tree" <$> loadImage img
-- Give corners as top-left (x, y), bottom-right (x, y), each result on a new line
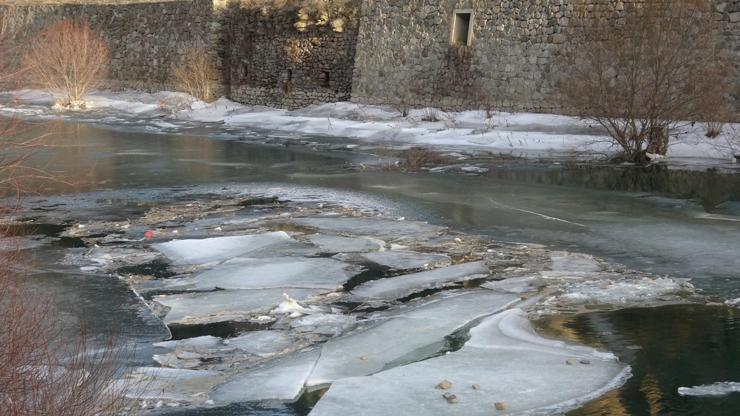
top-left (1, 18), bottom-right (136, 414)
top-left (22, 19), bottom-right (109, 110)
top-left (559, 0), bottom-right (729, 163)
top-left (172, 46), bottom-right (219, 103)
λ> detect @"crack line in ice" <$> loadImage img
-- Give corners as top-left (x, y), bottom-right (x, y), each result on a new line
top-left (489, 197), bottom-right (586, 227)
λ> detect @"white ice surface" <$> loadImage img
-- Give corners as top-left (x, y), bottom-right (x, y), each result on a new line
top-left (4, 90), bottom-right (739, 161)
top-left (310, 309), bottom-right (628, 416)
top-left (361, 250), bottom-right (452, 270)
top-left (307, 234), bottom-right (383, 253)
top-left (225, 331), bottom-right (295, 357)
top-left (481, 276), bottom-right (540, 294)
top-left (154, 288), bottom-right (325, 325)
top-left (307, 291), bottom-right (518, 387)
top-left (290, 313), bottom-right (358, 337)
top-left (292, 217), bottom-right (446, 238)
top-left (209, 349), bottom-right (320, 404)
top-left (553, 277), bottom-right (693, 306)
top-left (350, 261), bottom-right (490, 302)
top-left (114, 367), bottom-right (225, 404)
top-left (153, 232), bottom-right (293, 265)
top-left (678, 382), bottom-right (740, 397)
top-left (164, 257), bottom-right (360, 291)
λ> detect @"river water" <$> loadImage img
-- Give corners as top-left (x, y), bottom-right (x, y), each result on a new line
top-left (13, 121), bottom-right (740, 415)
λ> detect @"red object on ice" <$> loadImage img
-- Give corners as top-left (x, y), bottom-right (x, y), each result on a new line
top-left (144, 230), bottom-right (155, 240)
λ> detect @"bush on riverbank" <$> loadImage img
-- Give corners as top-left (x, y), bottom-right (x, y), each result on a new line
top-left (22, 19), bottom-right (109, 110)
top-left (560, 0), bottom-right (730, 164)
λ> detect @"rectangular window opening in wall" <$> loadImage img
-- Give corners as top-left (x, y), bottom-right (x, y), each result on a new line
top-left (451, 10), bottom-right (473, 46)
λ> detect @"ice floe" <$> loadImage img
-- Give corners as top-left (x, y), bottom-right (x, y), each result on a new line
top-left (291, 217), bottom-right (445, 239)
top-left (154, 288), bottom-right (326, 325)
top-left (310, 309), bottom-right (628, 416)
top-left (209, 349), bottom-right (320, 404)
top-left (350, 261), bottom-right (490, 302)
top-left (290, 313), bottom-right (358, 337)
top-left (307, 234), bottom-right (383, 253)
top-left (113, 367), bottom-right (225, 406)
top-left (153, 232), bottom-right (293, 265)
top-left (361, 250), bottom-right (451, 271)
top-left (163, 257), bottom-right (360, 291)
top-left (307, 291), bottom-right (519, 387)
top-left (549, 277), bottom-right (694, 307)
top-left (678, 382), bottom-right (740, 397)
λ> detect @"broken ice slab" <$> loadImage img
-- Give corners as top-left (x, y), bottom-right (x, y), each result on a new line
top-left (542, 251), bottom-right (602, 279)
top-left (549, 277), bottom-right (694, 307)
top-left (153, 231), bottom-right (293, 265)
top-left (209, 349), bottom-right (320, 404)
top-left (154, 288), bottom-right (326, 325)
top-left (306, 291), bottom-right (519, 387)
top-left (163, 257), bottom-right (361, 291)
top-left (154, 331), bottom-right (295, 358)
top-left (361, 250), bottom-right (451, 271)
top-left (111, 367), bottom-right (226, 405)
top-left (290, 313), bottom-right (358, 337)
top-left (310, 309), bottom-right (628, 416)
top-left (307, 234), bottom-right (383, 253)
top-left (291, 217), bottom-right (446, 239)
top-left (482, 276), bottom-right (540, 294)
top-left (350, 261), bottom-right (489, 302)
top-left (225, 330), bottom-right (296, 357)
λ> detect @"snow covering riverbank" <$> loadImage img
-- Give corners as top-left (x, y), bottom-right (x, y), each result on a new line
top-left (2, 89), bottom-right (739, 161)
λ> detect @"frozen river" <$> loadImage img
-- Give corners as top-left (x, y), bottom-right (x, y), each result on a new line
top-left (11, 121), bottom-right (740, 415)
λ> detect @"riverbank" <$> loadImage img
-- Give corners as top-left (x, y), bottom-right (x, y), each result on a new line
top-left (2, 89), bottom-right (739, 163)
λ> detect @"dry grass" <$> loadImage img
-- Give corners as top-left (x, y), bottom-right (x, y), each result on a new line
top-left (172, 47), bottom-right (219, 103)
top-left (397, 147), bottom-right (452, 172)
top-left (22, 19), bottom-right (109, 109)
top-left (560, 0), bottom-right (728, 163)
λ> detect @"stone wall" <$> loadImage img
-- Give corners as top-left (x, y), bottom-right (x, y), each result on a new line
top-left (0, 0), bottom-right (216, 91)
top-left (215, 0), bottom-right (360, 109)
top-left (352, 0), bottom-right (740, 116)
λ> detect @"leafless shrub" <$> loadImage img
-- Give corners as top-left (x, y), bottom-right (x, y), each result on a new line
top-left (421, 108), bottom-right (441, 122)
top-left (396, 147), bottom-right (452, 172)
top-left (2, 31), bottom-right (136, 414)
top-left (559, 0), bottom-right (728, 163)
top-left (172, 47), bottom-right (219, 103)
top-left (22, 19), bottom-right (109, 110)
top-left (705, 121), bottom-right (724, 139)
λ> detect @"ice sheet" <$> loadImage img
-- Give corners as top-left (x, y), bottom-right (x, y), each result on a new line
top-left (153, 232), bottom-right (293, 265)
top-left (307, 234), bottom-right (383, 253)
top-left (307, 291), bottom-right (519, 386)
top-left (350, 261), bottom-right (490, 301)
top-left (154, 288), bottom-right (326, 325)
top-left (678, 382), bottom-right (740, 397)
top-left (291, 217), bottom-right (446, 239)
top-left (209, 349), bottom-right (320, 404)
top-left (310, 309), bottom-right (628, 416)
top-left (361, 251), bottom-right (451, 270)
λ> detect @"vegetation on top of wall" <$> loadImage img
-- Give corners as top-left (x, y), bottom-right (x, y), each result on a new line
top-left (221, 0), bottom-right (357, 32)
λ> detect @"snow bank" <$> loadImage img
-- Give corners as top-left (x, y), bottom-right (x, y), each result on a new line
top-left (4, 89), bottom-right (737, 161)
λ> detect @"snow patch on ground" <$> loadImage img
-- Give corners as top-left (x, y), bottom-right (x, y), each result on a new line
top-left (3, 89), bottom-right (738, 161)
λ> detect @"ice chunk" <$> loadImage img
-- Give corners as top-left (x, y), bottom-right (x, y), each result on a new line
top-left (310, 309), bottom-right (628, 416)
top-left (153, 232), bottom-right (293, 265)
top-left (154, 336), bottom-right (222, 351)
top-left (112, 367), bottom-right (225, 405)
top-left (209, 349), bottom-right (320, 404)
top-left (165, 257), bottom-right (360, 291)
top-left (307, 291), bottom-right (518, 386)
top-left (226, 331), bottom-right (295, 357)
top-left (678, 382), bottom-right (740, 397)
top-left (154, 288), bottom-right (326, 325)
top-left (726, 298), bottom-right (740, 308)
top-left (542, 251), bottom-right (601, 280)
top-left (291, 313), bottom-right (357, 337)
top-left (307, 234), bottom-right (382, 253)
top-left (551, 277), bottom-right (693, 306)
top-left (362, 251), bottom-right (451, 271)
top-left (350, 261), bottom-right (489, 302)
top-left (291, 217), bottom-right (445, 238)
top-left (482, 276), bottom-right (539, 294)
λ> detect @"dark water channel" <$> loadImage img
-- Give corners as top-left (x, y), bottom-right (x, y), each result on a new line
top-left (13, 122), bottom-right (740, 415)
